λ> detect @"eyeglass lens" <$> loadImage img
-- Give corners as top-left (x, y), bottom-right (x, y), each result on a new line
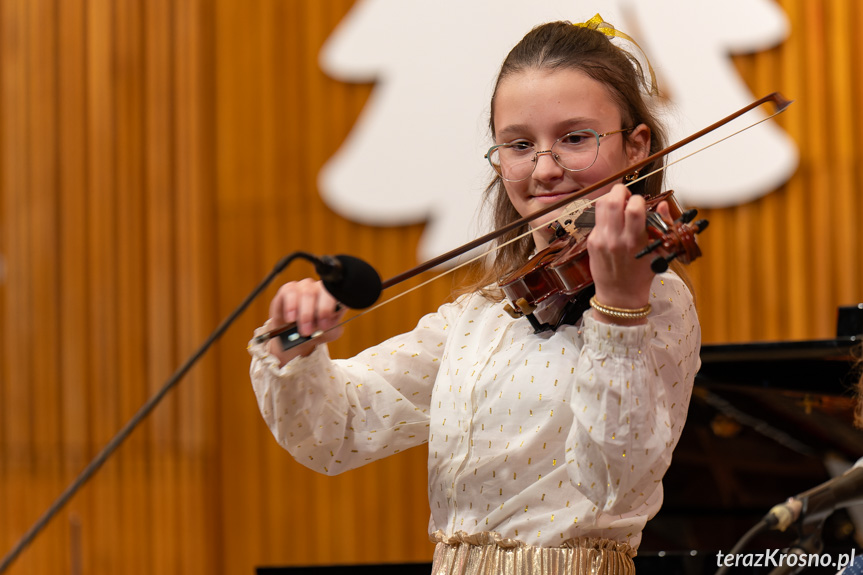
top-left (488, 130), bottom-right (601, 182)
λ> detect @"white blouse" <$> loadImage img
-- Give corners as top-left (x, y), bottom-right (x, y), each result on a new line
top-left (248, 273), bottom-right (700, 551)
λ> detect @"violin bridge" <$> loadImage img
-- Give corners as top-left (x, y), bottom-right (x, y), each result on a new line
top-left (548, 221), bottom-right (567, 239)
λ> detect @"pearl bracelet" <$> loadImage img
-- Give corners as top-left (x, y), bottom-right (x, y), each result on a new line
top-left (589, 295), bottom-right (652, 319)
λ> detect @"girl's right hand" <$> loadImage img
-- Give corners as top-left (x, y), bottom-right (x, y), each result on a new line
top-left (266, 278), bottom-right (347, 365)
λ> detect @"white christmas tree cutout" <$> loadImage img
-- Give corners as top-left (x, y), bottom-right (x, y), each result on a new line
top-left (319, 0), bottom-right (797, 262)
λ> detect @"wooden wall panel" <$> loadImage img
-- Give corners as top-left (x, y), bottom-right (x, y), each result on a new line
top-left (56, 2), bottom-right (89, 575)
top-left (2, 1), bottom-right (863, 574)
top-left (690, 0), bottom-right (863, 344)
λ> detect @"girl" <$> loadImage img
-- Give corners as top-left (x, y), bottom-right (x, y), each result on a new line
top-left (249, 16), bottom-right (700, 575)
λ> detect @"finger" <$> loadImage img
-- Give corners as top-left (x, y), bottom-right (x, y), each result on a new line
top-left (295, 284), bottom-right (321, 336)
top-left (315, 289), bottom-right (343, 330)
top-left (596, 184), bottom-right (630, 229)
top-left (270, 283), bottom-right (299, 326)
top-left (656, 200), bottom-right (673, 225)
top-left (623, 194), bottom-right (648, 243)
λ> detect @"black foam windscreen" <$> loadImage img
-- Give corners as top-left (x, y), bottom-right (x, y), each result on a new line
top-left (320, 254), bottom-right (382, 309)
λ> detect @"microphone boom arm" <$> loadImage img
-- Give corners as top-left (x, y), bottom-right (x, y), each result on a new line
top-left (0, 252), bottom-right (314, 573)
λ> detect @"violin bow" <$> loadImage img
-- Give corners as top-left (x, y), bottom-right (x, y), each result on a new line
top-left (255, 93), bottom-right (792, 344)
top-left (382, 92), bottom-right (792, 290)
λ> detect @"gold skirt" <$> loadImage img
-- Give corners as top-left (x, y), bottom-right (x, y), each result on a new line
top-left (430, 531), bottom-right (636, 575)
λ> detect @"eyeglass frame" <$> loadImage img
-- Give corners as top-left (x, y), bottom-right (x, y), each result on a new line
top-left (484, 127), bottom-right (635, 183)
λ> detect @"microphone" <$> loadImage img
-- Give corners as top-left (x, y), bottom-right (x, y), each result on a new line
top-left (309, 254), bottom-right (382, 309)
top-left (766, 458), bottom-right (863, 531)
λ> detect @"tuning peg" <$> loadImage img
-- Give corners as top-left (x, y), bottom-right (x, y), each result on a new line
top-left (677, 208), bottom-right (697, 224)
top-left (676, 209), bottom-right (696, 224)
top-left (651, 252), bottom-right (679, 274)
top-left (636, 238), bottom-right (664, 259)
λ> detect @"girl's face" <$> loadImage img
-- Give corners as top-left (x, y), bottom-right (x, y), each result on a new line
top-left (492, 68), bottom-right (650, 248)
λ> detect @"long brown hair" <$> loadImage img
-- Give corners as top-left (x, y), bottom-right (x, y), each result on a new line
top-left (455, 20), bottom-right (682, 300)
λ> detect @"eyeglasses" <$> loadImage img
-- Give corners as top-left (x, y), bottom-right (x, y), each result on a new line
top-left (485, 127), bottom-right (634, 182)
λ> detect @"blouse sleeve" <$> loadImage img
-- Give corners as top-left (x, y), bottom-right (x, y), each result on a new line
top-left (248, 303), bottom-right (455, 476)
top-left (565, 272), bottom-right (701, 515)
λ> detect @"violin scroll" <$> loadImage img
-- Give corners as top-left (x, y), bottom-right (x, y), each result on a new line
top-left (637, 208), bottom-right (709, 273)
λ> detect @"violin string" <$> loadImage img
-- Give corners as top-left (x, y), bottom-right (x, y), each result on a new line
top-left (464, 108), bottom-right (784, 242)
top-left (324, 222), bottom-right (534, 334)
top-left (270, 107), bottom-right (785, 346)
top-left (271, 208), bottom-right (541, 345)
top-left (623, 111), bottom-right (782, 189)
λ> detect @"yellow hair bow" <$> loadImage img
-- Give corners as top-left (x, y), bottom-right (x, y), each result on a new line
top-left (574, 14), bottom-right (658, 95)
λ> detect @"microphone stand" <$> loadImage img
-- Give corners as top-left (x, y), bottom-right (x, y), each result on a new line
top-left (714, 518), bottom-right (772, 575)
top-left (766, 528), bottom-right (824, 575)
top-left (716, 497), bottom-right (830, 575)
top-left (0, 253), bottom-right (308, 573)
top-left (766, 495), bottom-right (831, 575)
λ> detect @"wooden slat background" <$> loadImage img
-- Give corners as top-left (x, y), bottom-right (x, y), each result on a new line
top-left (0, 1), bottom-right (861, 574)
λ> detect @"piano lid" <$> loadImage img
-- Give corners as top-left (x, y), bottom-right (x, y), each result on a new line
top-left (694, 335), bottom-right (861, 458)
top-left (697, 335), bottom-right (860, 394)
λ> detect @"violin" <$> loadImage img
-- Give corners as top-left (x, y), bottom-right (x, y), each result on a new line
top-left (499, 190), bottom-right (708, 333)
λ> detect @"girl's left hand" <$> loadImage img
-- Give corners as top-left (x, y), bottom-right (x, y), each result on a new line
top-left (586, 184), bottom-right (671, 324)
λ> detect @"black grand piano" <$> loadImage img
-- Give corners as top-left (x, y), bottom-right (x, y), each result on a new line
top-left (636, 306), bottom-right (863, 573)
